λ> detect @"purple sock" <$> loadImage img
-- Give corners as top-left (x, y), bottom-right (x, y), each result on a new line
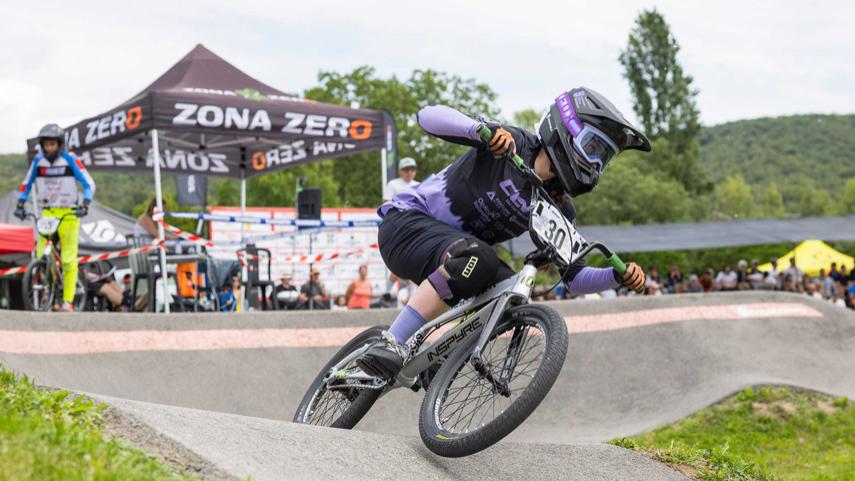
top-left (388, 305), bottom-right (427, 343)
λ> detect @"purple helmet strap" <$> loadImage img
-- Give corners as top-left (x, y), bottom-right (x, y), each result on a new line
top-left (555, 92), bottom-right (584, 137)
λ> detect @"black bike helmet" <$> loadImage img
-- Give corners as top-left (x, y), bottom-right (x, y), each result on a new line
top-left (37, 123), bottom-right (65, 161)
top-left (537, 87), bottom-right (651, 196)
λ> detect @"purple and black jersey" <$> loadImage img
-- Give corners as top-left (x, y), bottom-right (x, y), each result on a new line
top-left (382, 127), bottom-right (541, 243)
top-left (380, 105), bottom-right (572, 244)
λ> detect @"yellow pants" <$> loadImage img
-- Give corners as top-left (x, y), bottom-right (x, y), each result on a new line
top-left (36, 208), bottom-right (80, 304)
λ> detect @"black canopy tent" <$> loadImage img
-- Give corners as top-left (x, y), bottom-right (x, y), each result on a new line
top-left (26, 43), bottom-right (395, 185)
top-left (26, 44), bottom-right (396, 312)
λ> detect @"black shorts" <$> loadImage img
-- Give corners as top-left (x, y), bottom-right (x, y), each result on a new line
top-left (378, 209), bottom-right (514, 298)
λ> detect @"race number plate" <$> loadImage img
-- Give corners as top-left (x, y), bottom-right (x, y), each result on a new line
top-left (36, 217), bottom-right (61, 236)
top-left (530, 200), bottom-right (587, 266)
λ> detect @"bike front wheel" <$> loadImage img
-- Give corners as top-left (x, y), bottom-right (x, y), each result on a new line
top-left (293, 325), bottom-right (387, 429)
top-left (22, 257), bottom-right (55, 311)
top-left (419, 303), bottom-right (568, 457)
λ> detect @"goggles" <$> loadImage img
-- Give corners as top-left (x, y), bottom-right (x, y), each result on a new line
top-left (555, 92), bottom-right (619, 173)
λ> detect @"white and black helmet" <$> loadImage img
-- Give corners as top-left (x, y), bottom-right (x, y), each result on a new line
top-left (537, 87), bottom-right (651, 196)
top-left (37, 123), bottom-right (65, 160)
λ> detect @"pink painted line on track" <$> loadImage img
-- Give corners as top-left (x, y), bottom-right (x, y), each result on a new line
top-left (0, 302), bottom-right (822, 355)
top-left (0, 327), bottom-right (367, 355)
top-left (565, 302), bottom-right (822, 334)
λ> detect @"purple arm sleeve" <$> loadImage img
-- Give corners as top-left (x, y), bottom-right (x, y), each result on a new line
top-left (566, 267), bottom-right (620, 294)
top-left (417, 105), bottom-right (482, 141)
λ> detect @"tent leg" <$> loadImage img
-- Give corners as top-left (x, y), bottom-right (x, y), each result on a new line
top-left (239, 168), bottom-right (247, 312)
top-left (151, 129), bottom-right (170, 314)
top-left (240, 170), bottom-right (247, 241)
top-left (380, 148), bottom-right (388, 196)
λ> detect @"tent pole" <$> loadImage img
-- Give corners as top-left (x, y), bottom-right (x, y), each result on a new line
top-left (151, 129), bottom-right (170, 314)
top-left (380, 148), bottom-right (388, 197)
top-left (239, 167), bottom-right (247, 312)
top-left (240, 168), bottom-right (247, 241)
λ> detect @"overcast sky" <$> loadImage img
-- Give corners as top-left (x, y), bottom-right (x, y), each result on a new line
top-left (1, 0), bottom-right (853, 153)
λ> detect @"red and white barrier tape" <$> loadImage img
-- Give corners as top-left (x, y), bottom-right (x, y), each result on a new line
top-left (281, 243), bottom-right (380, 263)
top-left (0, 241), bottom-right (164, 278)
top-left (159, 222), bottom-right (217, 249)
top-left (0, 266), bottom-right (27, 277)
top-left (77, 242), bottom-right (164, 264)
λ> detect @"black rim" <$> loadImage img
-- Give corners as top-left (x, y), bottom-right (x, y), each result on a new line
top-left (434, 317), bottom-right (547, 435)
top-left (303, 342), bottom-right (377, 426)
top-left (304, 383), bottom-right (363, 426)
top-left (28, 262), bottom-right (52, 310)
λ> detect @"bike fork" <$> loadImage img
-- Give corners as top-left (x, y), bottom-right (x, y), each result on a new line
top-left (468, 264), bottom-right (537, 396)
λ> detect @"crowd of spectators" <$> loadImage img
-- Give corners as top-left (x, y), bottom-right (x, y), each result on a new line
top-left (257, 264), bottom-right (416, 312)
top-left (536, 257), bottom-right (855, 310)
top-left (243, 258), bottom-right (855, 313)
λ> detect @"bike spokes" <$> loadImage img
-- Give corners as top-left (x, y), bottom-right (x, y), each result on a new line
top-left (307, 386), bottom-right (359, 426)
top-left (303, 354), bottom-right (384, 427)
top-left (436, 320), bottom-right (546, 435)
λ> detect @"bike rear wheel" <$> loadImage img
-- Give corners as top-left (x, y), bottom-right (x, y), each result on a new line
top-left (293, 325), bottom-right (387, 429)
top-left (22, 257), bottom-right (55, 311)
top-left (419, 303), bottom-right (568, 457)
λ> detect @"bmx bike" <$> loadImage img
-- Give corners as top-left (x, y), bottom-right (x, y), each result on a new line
top-left (21, 210), bottom-right (86, 311)
top-left (294, 126), bottom-right (634, 457)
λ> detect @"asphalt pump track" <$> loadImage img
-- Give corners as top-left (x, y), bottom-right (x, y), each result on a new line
top-left (1, 291), bottom-right (852, 480)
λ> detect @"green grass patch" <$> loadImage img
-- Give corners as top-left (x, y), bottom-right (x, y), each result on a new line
top-left (0, 364), bottom-right (198, 481)
top-left (612, 386), bottom-right (855, 480)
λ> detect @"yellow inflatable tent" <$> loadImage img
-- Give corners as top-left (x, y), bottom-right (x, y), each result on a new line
top-left (757, 240), bottom-right (855, 277)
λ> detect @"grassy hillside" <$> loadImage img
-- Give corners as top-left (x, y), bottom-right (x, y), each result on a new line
top-left (699, 114), bottom-right (855, 192)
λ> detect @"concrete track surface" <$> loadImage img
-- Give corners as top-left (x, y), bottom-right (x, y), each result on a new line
top-left (1, 291), bottom-right (853, 480)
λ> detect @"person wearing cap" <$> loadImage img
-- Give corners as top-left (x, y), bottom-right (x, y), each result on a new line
top-left (383, 157), bottom-right (420, 201)
top-left (298, 267), bottom-right (330, 309)
top-left (274, 273), bottom-right (298, 310)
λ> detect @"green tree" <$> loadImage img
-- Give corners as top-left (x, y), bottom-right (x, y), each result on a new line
top-left (574, 159), bottom-right (693, 225)
top-left (780, 176), bottom-right (834, 217)
top-left (714, 175), bottom-right (757, 219)
top-left (642, 137), bottom-right (711, 195)
top-left (512, 109), bottom-right (541, 131)
top-left (840, 177), bottom-right (855, 215)
top-left (619, 10), bottom-right (710, 195)
top-left (304, 67), bottom-right (499, 207)
top-left (619, 8), bottom-right (700, 149)
top-left (756, 181), bottom-right (785, 218)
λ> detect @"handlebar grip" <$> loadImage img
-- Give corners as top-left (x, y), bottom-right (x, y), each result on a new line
top-left (606, 253), bottom-right (627, 275)
top-left (476, 124), bottom-right (493, 143)
top-left (607, 253), bottom-right (644, 294)
top-left (476, 124), bottom-right (527, 169)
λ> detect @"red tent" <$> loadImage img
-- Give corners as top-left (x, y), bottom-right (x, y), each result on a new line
top-left (0, 224), bottom-right (33, 255)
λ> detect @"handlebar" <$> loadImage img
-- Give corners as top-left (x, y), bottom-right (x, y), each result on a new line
top-left (24, 211), bottom-right (81, 222)
top-left (476, 125), bottom-right (635, 284)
